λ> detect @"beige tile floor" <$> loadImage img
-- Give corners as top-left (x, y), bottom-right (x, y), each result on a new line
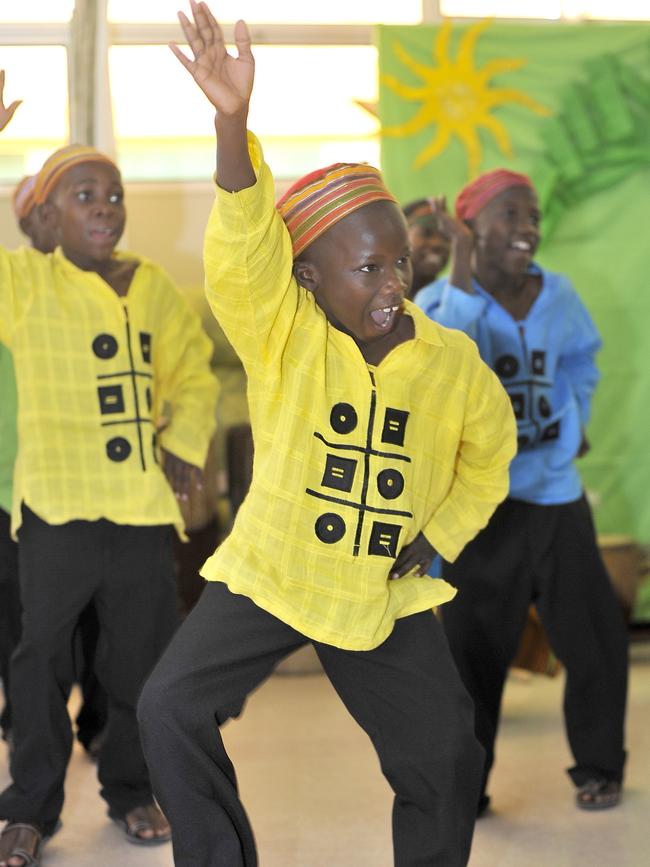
top-left (1, 640), bottom-right (649, 866)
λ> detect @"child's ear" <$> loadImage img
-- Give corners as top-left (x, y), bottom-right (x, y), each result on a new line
top-left (293, 259), bottom-right (319, 293)
top-left (38, 201), bottom-right (59, 232)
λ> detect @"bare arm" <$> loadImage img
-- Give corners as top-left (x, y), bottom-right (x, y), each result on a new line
top-left (430, 195), bottom-right (475, 293)
top-left (171, 1), bottom-right (255, 191)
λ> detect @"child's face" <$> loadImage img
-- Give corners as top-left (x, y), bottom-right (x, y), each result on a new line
top-left (45, 161), bottom-right (125, 271)
top-left (472, 185), bottom-right (540, 275)
top-left (407, 216), bottom-right (451, 294)
top-left (295, 201), bottom-right (412, 347)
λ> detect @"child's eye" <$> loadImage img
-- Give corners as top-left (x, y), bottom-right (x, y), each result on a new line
top-left (397, 255), bottom-right (411, 266)
top-left (109, 192), bottom-right (123, 205)
top-left (76, 190), bottom-right (91, 202)
top-left (359, 264), bottom-right (379, 273)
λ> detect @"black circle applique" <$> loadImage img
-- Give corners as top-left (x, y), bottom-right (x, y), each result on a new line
top-left (495, 355), bottom-right (519, 378)
top-left (315, 513), bottom-right (346, 544)
top-left (330, 403), bottom-right (358, 435)
top-left (377, 468), bottom-right (404, 500)
top-left (92, 334), bottom-right (118, 360)
top-left (106, 437), bottom-right (132, 462)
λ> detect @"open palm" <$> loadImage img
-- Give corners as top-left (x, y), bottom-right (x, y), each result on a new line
top-left (171, 1), bottom-right (254, 116)
top-left (0, 70), bottom-right (21, 133)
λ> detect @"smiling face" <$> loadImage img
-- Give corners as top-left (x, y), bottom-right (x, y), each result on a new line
top-left (293, 200), bottom-right (413, 351)
top-left (43, 160), bottom-right (125, 271)
top-left (471, 184), bottom-right (541, 277)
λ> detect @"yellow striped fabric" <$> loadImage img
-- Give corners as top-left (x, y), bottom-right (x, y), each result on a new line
top-left (0, 246), bottom-right (218, 536)
top-left (200, 133), bottom-right (517, 650)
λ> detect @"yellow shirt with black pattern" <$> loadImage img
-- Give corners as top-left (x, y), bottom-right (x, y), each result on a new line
top-left (200, 133), bottom-right (517, 650)
top-left (0, 245), bottom-right (218, 535)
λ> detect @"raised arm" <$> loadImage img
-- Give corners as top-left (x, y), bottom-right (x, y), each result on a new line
top-left (171, 1), bottom-right (255, 191)
top-left (430, 195), bottom-right (474, 293)
top-left (0, 70), bottom-right (22, 133)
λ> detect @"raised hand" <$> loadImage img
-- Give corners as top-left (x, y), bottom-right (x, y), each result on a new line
top-left (430, 195), bottom-right (475, 293)
top-left (0, 70), bottom-right (22, 133)
top-left (170, 1), bottom-right (254, 118)
top-left (430, 195), bottom-right (474, 247)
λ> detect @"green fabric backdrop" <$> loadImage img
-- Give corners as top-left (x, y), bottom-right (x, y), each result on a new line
top-left (377, 21), bottom-right (650, 546)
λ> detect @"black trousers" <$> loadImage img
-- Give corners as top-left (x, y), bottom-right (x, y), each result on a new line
top-left (0, 508), bottom-right (21, 737)
top-left (138, 581), bottom-right (484, 867)
top-left (441, 495), bottom-right (628, 799)
top-left (0, 508), bottom-right (108, 746)
top-left (0, 506), bottom-right (179, 834)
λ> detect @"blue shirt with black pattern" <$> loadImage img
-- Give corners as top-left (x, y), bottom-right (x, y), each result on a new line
top-left (415, 264), bottom-right (601, 505)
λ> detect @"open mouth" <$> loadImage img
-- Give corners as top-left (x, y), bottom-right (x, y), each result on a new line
top-left (510, 240), bottom-right (532, 253)
top-left (370, 304), bottom-right (401, 330)
top-left (90, 226), bottom-right (115, 241)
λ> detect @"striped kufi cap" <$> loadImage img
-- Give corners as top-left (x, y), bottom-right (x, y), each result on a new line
top-left (34, 144), bottom-right (119, 205)
top-left (12, 175), bottom-right (37, 220)
top-left (455, 169), bottom-right (534, 221)
top-left (276, 163), bottom-right (398, 258)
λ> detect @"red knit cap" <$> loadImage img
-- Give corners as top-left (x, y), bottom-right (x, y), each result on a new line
top-left (455, 169), bottom-right (534, 221)
top-left (276, 162), bottom-right (397, 258)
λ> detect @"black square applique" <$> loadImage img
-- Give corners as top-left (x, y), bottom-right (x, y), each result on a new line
top-left (531, 350), bottom-right (546, 375)
top-left (97, 384), bottom-right (125, 415)
top-left (510, 392), bottom-right (525, 420)
top-left (321, 454), bottom-right (357, 493)
top-left (140, 331), bottom-right (152, 363)
top-left (368, 521), bottom-right (402, 558)
top-left (381, 408), bottom-right (409, 446)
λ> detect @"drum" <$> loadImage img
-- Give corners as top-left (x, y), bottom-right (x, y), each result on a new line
top-left (512, 605), bottom-right (561, 677)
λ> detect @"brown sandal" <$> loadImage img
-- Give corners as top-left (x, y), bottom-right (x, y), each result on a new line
top-left (108, 804), bottom-right (171, 846)
top-left (576, 778), bottom-right (622, 811)
top-left (0, 822), bottom-right (44, 867)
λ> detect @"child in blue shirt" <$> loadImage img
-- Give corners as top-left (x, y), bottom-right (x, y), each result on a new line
top-left (417, 170), bottom-right (628, 815)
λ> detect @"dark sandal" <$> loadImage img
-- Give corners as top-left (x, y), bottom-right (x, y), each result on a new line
top-left (576, 779), bottom-right (622, 811)
top-left (0, 822), bottom-right (45, 867)
top-left (108, 805), bottom-right (171, 846)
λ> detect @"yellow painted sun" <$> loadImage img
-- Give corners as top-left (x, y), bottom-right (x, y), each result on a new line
top-left (382, 19), bottom-right (551, 177)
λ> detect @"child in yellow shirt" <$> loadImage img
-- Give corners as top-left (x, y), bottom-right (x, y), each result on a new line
top-left (138, 4), bottom-right (516, 866)
top-left (0, 78), bottom-right (218, 864)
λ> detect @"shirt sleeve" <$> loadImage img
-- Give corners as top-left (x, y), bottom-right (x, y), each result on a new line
top-left (557, 279), bottom-right (601, 426)
top-left (430, 280), bottom-right (488, 342)
top-left (0, 247), bottom-right (31, 346)
top-left (202, 132), bottom-right (299, 376)
top-left (422, 343), bottom-right (517, 562)
top-left (154, 271), bottom-right (220, 469)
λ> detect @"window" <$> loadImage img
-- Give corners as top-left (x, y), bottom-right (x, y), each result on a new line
top-left (0, 47), bottom-right (69, 183)
top-left (1, 0), bottom-right (73, 23)
top-left (109, 44), bottom-right (379, 180)
top-left (2, 2), bottom-right (649, 185)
